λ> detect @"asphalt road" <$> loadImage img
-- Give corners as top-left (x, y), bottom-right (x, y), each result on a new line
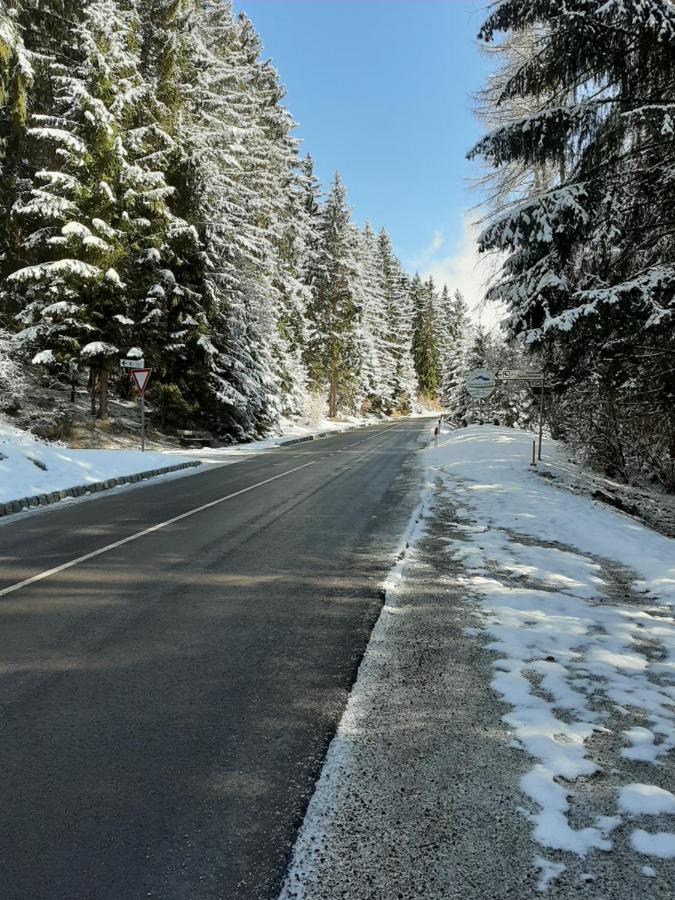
top-left (0, 418), bottom-right (430, 900)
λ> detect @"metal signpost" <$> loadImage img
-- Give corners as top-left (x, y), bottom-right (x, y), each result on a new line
top-left (496, 369), bottom-right (546, 461)
top-left (121, 354), bottom-right (150, 451)
top-left (131, 369), bottom-right (152, 451)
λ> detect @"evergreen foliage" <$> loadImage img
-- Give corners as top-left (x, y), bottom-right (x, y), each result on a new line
top-left (0, 0), bottom-right (469, 438)
top-left (471, 0), bottom-right (675, 489)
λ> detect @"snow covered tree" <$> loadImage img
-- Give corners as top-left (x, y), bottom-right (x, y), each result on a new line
top-left (471, 0), bottom-right (675, 487)
top-left (354, 221), bottom-right (390, 411)
top-left (377, 229), bottom-right (417, 413)
top-left (441, 290), bottom-right (473, 421)
top-left (0, 1), bottom-right (33, 277)
top-left (7, 0), bottom-right (138, 417)
top-left (305, 173), bottom-right (362, 418)
top-left (411, 275), bottom-right (440, 399)
top-left (187, 2), bottom-right (291, 438)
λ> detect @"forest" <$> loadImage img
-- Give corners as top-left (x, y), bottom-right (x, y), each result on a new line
top-left (0, 0), bottom-right (489, 444)
top-left (470, 0), bottom-right (675, 492)
top-left (0, 0), bottom-right (673, 494)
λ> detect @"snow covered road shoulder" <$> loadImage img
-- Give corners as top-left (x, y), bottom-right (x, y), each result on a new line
top-left (0, 420), bottom-right (196, 511)
top-left (428, 427), bottom-right (675, 888)
top-left (280, 425), bottom-right (675, 898)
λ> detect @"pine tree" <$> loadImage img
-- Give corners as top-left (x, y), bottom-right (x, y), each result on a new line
top-left (134, 0), bottom-right (211, 429)
top-left (0, 1), bottom-right (33, 280)
top-left (305, 173), bottom-right (361, 418)
top-left (355, 221), bottom-right (389, 411)
top-left (377, 229), bottom-right (417, 413)
top-left (189, 2), bottom-right (288, 438)
top-left (442, 290), bottom-right (473, 421)
top-left (471, 0), bottom-right (675, 487)
top-left (7, 0), bottom-right (135, 417)
top-left (411, 275), bottom-right (440, 399)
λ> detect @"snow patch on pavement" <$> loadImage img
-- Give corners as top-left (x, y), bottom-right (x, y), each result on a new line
top-left (631, 830), bottom-right (675, 859)
top-left (428, 426), bottom-right (675, 873)
top-left (619, 784), bottom-right (675, 816)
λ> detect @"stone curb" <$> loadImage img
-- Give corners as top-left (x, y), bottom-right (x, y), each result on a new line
top-left (279, 426), bottom-right (353, 447)
top-left (0, 461), bottom-right (202, 520)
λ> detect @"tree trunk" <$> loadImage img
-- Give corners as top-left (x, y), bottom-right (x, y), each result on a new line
top-left (89, 368), bottom-right (98, 417)
top-left (97, 368), bottom-right (109, 420)
top-left (329, 371), bottom-right (337, 418)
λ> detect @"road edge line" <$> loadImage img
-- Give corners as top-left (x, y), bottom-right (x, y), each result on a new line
top-left (0, 461), bottom-right (316, 598)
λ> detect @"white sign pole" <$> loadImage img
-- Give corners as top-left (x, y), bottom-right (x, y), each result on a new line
top-left (538, 373), bottom-right (545, 461)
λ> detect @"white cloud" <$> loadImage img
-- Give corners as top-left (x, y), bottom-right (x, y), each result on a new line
top-left (416, 213), bottom-right (507, 331)
top-left (409, 229), bottom-right (448, 270)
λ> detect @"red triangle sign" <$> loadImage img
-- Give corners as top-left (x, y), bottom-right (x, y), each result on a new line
top-left (132, 368), bottom-right (152, 395)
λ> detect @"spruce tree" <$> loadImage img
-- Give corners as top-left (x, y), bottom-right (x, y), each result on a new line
top-left (0, 0), bottom-right (33, 282)
top-left (305, 173), bottom-right (361, 418)
top-left (411, 275), bottom-right (440, 399)
top-left (355, 221), bottom-right (390, 411)
top-left (377, 229), bottom-right (417, 413)
top-left (471, 0), bottom-right (675, 487)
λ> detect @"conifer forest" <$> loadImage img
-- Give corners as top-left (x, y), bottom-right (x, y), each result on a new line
top-left (0, 0), bottom-right (673, 493)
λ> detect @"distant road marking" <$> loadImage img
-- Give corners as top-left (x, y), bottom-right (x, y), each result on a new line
top-left (0, 461), bottom-right (316, 598)
top-left (344, 423), bottom-right (402, 448)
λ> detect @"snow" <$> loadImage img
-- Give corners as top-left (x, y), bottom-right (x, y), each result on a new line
top-left (0, 420), bottom-right (192, 506)
top-left (426, 426), bottom-right (675, 863)
top-left (619, 784), bottom-right (675, 816)
top-left (61, 222), bottom-right (92, 238)
top-left (535, 857), bottom-right (566, 892)
top-left (7, 259), bottom-right (101, 284)
top-left (104, 268), bottom-right (125, 287)
top-left (631, 830), bottom-right (675, 859)
top-left (31, 350), bottom-right (55, 366)
top-left (80, 341), bottom-right (118, 359)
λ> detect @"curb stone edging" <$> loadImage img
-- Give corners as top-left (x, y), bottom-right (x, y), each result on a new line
top-left (279, 426), bottom-right (353, 447)
top-left (0, 461), bottom-right (202, 519)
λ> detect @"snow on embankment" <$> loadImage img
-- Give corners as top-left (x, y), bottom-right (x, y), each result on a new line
top-left (427, 426), bottom-right (675, 877)
top-left (0, 420), bottom-right (193, 506)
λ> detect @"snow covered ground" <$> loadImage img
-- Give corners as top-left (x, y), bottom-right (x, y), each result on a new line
top-left (428, 428), bottom-right (675, 872)
top-left (0, 419), bottom-right (193, 505)
top-left (281, 425), bottom-right (675, 897)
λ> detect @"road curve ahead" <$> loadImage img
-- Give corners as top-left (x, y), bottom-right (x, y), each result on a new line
top-left (0, 418), bottom-right (431, 900)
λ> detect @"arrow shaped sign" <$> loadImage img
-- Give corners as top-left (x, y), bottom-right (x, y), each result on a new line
top-left (132, 368), bottom-right (152, 396)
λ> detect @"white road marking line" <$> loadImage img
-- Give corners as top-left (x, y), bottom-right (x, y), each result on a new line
top-left (344, 422), bottom-right (402, 448)
top-left (0, 461), bottom-right (316, 598)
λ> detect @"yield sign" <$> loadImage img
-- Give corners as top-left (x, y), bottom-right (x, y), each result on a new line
top-left (132, 368), bottom-right (152, 396)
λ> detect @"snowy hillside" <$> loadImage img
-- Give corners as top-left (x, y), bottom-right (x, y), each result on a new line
top-left (0, 420), bottom-right (192, 505)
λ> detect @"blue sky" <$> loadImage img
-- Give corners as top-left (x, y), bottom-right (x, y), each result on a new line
top-left (232, 0), bottom-right (496, 314)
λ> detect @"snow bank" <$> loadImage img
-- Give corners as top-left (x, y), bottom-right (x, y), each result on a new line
top-left (426, 426), bottom-right (675, 603)
top-left (0, 420), bottom-right (192, 505)
top-left (425, 426), bottom-right (675, 869)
